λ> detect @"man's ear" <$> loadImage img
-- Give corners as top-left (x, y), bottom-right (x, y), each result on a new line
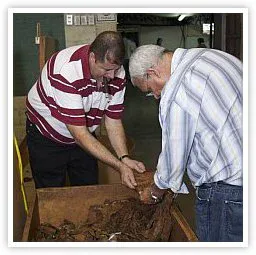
top-left (89, 52), bottom-right (96, 63)
top-left (147, 68), bottom-right (160, 78)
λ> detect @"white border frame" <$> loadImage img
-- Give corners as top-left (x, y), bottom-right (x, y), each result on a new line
top-left (8, 7), bottom-right (248, 248)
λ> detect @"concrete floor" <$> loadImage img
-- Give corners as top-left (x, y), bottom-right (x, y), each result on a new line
top-left (122, 80), bottom-right (196, 232)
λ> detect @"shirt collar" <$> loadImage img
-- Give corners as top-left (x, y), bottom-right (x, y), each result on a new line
top-left (160, 48), bottom-right (187, 98)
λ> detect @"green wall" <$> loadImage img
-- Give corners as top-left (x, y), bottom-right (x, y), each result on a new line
top-left (13, 13), bottom-right (66, 96)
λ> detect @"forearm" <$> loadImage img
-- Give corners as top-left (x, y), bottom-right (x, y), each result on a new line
top-left (156, 104), bottom-right (191, 192)
top-left (67, 124), bottom-right (123, 170)
top-left (105, 117), bottom-right (128, 158)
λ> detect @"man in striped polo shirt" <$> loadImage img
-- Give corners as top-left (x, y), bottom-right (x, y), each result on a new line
top-left (129, 45), bottom-right (243, 242)
top-left (26, 31), bottom-right (146, 190)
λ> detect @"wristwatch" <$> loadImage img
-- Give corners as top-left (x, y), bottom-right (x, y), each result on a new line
top-left (119, 154), bottom-right (129, 161)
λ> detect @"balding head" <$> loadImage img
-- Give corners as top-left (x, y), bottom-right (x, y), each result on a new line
top-left (89, 31), bottom-right (125, 65)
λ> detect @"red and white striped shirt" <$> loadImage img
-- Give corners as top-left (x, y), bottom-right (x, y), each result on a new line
top-left (26, 44), bottom-right (126, 144)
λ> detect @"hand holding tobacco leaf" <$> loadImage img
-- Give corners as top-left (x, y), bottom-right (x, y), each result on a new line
top-left (133, 170), bottom-right (167, 204)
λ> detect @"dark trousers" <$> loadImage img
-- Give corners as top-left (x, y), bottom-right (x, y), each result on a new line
top-left (26, 118), bottom-right (98, 188)
top-left (195, 181), bottom-right (243, 242)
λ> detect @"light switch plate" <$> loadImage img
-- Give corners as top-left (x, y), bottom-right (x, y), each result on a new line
top-left (87, 14), bottom-right (95, 25)
top-left (66, 14), bottom-right (73, 25)
top-left (81, 15), bottom-right (87, 25)
top-left (74, 15), bottom-right (81, 25)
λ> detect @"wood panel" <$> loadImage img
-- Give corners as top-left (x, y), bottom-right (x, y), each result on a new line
top-left (39, 36), bottom-right (57, 71)
top-left (226, 14), bottom-right (242, 60)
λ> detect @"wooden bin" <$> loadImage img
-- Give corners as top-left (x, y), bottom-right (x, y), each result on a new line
top-left (22, 184), bottom-right (197, 242)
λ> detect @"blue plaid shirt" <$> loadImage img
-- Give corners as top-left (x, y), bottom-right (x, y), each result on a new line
top-left (155, 48), bottom-right (243, 193)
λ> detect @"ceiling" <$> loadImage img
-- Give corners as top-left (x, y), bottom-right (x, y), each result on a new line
top-left (117, 13), bottom-right (212, 26)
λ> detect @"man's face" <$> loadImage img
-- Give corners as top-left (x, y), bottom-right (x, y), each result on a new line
top-left (89, 52), bottom-right (120, 82)
top-left (133, 74), bottom-right (163, 100)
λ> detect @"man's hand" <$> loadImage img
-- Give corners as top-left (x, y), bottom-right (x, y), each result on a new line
top-left (118, 158), bottom-right (146, 189)
top-left (139, 183), bottom-right (166, 204)
top-left (132, 170), bottom-right (167, 204)
top-left (119, 164), bottom-right (138, 189)
top-left (122, 157), bottom-right (146, 173)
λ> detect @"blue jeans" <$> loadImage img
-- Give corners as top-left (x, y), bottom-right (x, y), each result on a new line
top-left (195, 181), bottom-right (243, 242)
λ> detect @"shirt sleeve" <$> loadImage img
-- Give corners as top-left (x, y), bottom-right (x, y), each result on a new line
top-left (154, 101), bottom-right (195, 194)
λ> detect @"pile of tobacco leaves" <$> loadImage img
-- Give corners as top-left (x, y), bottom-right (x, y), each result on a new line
top-left (32, 193), bottom-right (174, 242)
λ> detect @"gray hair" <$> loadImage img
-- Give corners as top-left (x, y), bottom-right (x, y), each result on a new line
top-left (129, 44), bottom-right (165, 81)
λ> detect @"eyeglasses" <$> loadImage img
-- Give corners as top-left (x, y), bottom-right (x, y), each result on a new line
top-left (145, 73), bottom-right (154, 97)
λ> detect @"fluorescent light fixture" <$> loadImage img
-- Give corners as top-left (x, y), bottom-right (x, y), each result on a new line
top-left (178, 14), bottom-right (186, 21)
